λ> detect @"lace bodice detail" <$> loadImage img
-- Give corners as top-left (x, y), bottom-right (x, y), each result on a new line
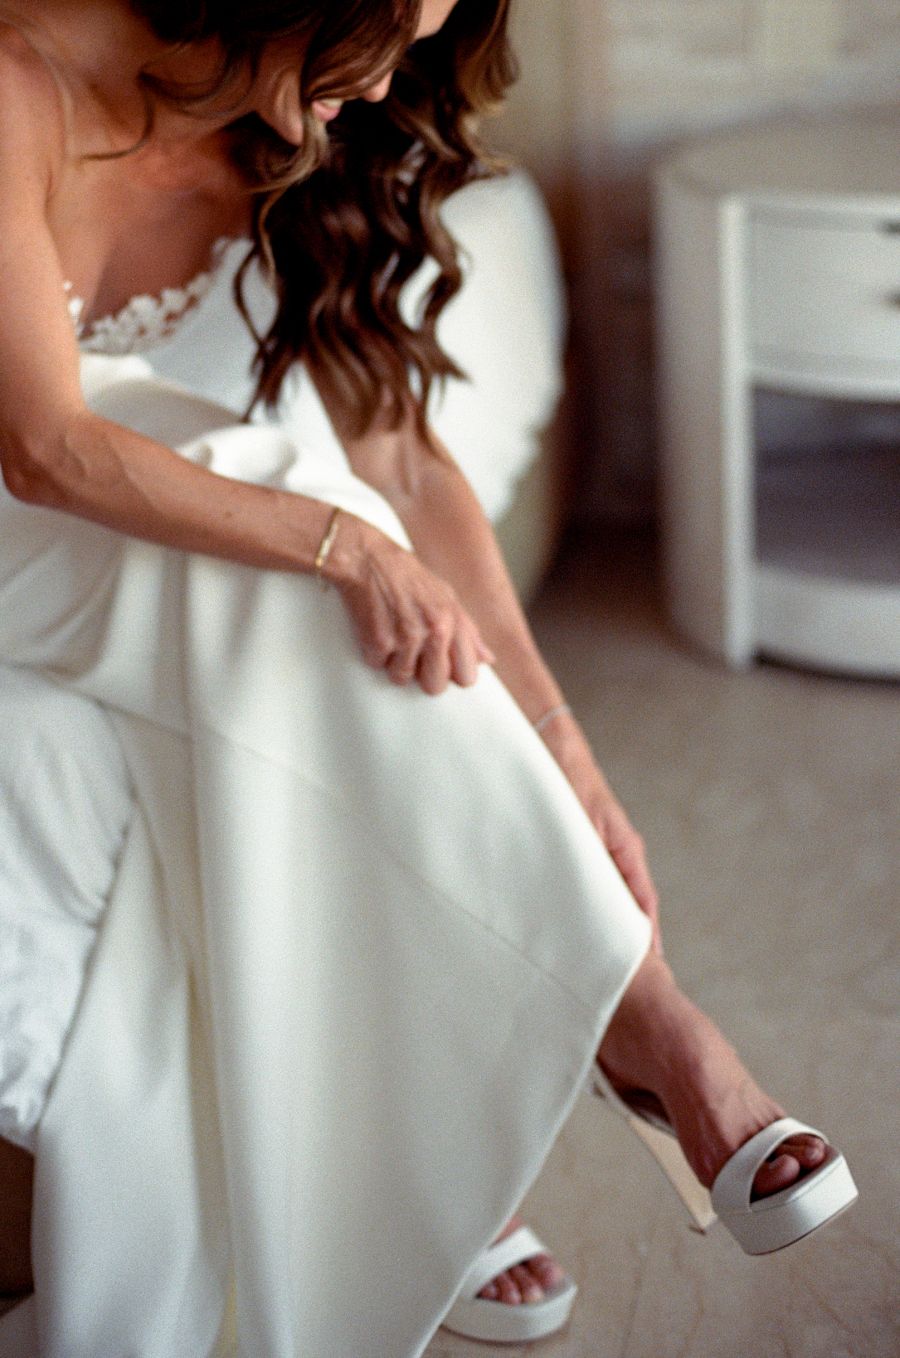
top-left (66, 238), bottom-right (233, 356)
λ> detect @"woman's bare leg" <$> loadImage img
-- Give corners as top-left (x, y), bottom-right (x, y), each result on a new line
top-left (0, 1137), bottom-right (33, 1299)
top-left (481, 952), bottom-right (830, 1306)
top-left (598, 953), bottom-right (826, 1195)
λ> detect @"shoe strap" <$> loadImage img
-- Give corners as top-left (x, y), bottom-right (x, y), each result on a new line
top-left (710, 1116), bottom-right (823, 1212)
top-left (458, 1225), bottom-right (548, 1301)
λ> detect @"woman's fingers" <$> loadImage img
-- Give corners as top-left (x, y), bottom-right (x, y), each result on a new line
top-left (377, 571), bottom-right (489, 693)
top-left (356, 582), bottom-right (397, 671)
top-left (385, 617), bottom-right (428, 686)
top-left (584, 783), bottom-right (662, 951)
top-left (336, 533), bottom-right (493, 695)
top-left (611, 842), bottom-right (662, 953)
top-left (416, 628), bottom-right (454, 695)
top-left (447, 624), bottom-right (481, 689)
top-left (406, 613), bottom-right (487, 694)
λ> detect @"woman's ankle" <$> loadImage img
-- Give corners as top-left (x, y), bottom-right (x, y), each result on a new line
top-left (597, 954), bottom-right (790, 1188)
top-left (599, 952), bottom-right (691, 1088)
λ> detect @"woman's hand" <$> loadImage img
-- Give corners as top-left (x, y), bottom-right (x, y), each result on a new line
top-left (325, 515), bottom-right (495, 695)
top-left (539, 714), bottom-right (663, 953)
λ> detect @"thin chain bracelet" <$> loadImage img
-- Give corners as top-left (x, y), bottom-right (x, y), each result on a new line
top-left (533, 702), bottom-right (572, 734)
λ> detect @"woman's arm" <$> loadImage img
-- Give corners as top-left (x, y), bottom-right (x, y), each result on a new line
top-left (0, 45), bottom-right (488, 692)
top-left (333, 406), bottom-right (661, 946)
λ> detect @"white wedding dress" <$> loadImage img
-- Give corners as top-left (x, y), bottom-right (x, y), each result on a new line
top-left (0, 198), bottom-right (650, 1358)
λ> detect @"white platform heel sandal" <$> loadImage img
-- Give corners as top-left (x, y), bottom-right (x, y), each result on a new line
top-left (593, 1070), bottom-right (858, 1253)
top-left (442, 1224), bottom-right (578, 1344)
top-left (710, 1116), bottom-right (858, 1254)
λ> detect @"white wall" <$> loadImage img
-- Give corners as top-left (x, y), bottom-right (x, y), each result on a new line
top-left (499, 0), bottom-right (900, 173)
top-left (609, 0), bottom-right (900, 142)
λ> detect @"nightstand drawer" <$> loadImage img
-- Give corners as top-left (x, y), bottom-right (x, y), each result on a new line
top-left (747, 212), bottom-right (900, 370)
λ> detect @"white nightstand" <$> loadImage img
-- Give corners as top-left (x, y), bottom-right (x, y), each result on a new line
top-left (655, 112), bottom-right (900, 676)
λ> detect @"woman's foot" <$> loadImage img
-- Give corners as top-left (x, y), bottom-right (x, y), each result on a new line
top-left (598, 954), bottom-right (827, 1198)
top-left (476, 1216), bottom-right (566, 1305)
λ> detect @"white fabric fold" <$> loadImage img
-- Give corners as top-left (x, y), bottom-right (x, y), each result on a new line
top-left (0, 358), bottom-right (649, 1357)
top-left (0, 664), bottom-right (133, 1152)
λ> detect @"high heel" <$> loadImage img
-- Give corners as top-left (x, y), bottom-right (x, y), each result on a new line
top-left (592, 1067), bottom-right (717, 1231)
top-left (592, 1070), bottom-right (858, 1251)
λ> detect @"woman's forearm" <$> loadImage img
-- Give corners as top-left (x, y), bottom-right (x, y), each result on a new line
top-left (398, 458), bottom-right (603, 779)
top-left (7, 408), bottom-right (371, 583)
top-left (5, 405), bottom-right (493, 694)
top-left (348, 425), bottom-right (564, 720)
top-left (399, 468), bottom-right (558, 713)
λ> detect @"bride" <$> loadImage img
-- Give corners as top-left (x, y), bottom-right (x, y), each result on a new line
top-left (0, 2), bottom-right (856, 1354)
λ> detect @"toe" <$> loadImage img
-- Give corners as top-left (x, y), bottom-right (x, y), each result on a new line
top-left (752, 1136), bottom-right (827, 1199)
top-left (753, 1152), bottom-right (801, 1198)
top-left (477, 1218), bottom-right (566, 1308)
top-left (491, 1271), bottom-right (524, 1306)
top-left (510, 1264), bottom-right (544, 1304)
top-left (788, 1134), bottom-right (827, 1169)
top-left (478, 1255), bottom-right (564, 1306)
top-left (528, 1253), bottom-right (566, 1293)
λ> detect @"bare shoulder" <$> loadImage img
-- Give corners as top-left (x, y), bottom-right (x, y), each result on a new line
top-left (0, 21), bottom-right (85, 460)
top-left (0, 22), bottom-right (66, 195)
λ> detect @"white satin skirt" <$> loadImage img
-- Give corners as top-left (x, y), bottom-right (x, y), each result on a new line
top-left (0, 356), bottom-right (650, 1358)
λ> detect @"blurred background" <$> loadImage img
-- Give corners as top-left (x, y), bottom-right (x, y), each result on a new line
top-left (493, 0), bottom-right (899, 523)
top-left (424, 7), bottom-right (900, 1356)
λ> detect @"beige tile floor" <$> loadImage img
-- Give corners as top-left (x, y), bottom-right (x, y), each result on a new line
top-left (425, 530), bottom-right (899, 1358)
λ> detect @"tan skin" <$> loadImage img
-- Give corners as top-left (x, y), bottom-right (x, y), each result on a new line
top-left (0, 0), bottom-right (825, 1317)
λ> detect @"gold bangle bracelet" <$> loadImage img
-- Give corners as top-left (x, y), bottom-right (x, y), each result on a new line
top-left (314, 507), bottom-right (342, 586)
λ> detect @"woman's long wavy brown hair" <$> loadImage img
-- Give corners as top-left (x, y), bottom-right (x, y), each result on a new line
top-left (129, 0), bottom-right (516, 435)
